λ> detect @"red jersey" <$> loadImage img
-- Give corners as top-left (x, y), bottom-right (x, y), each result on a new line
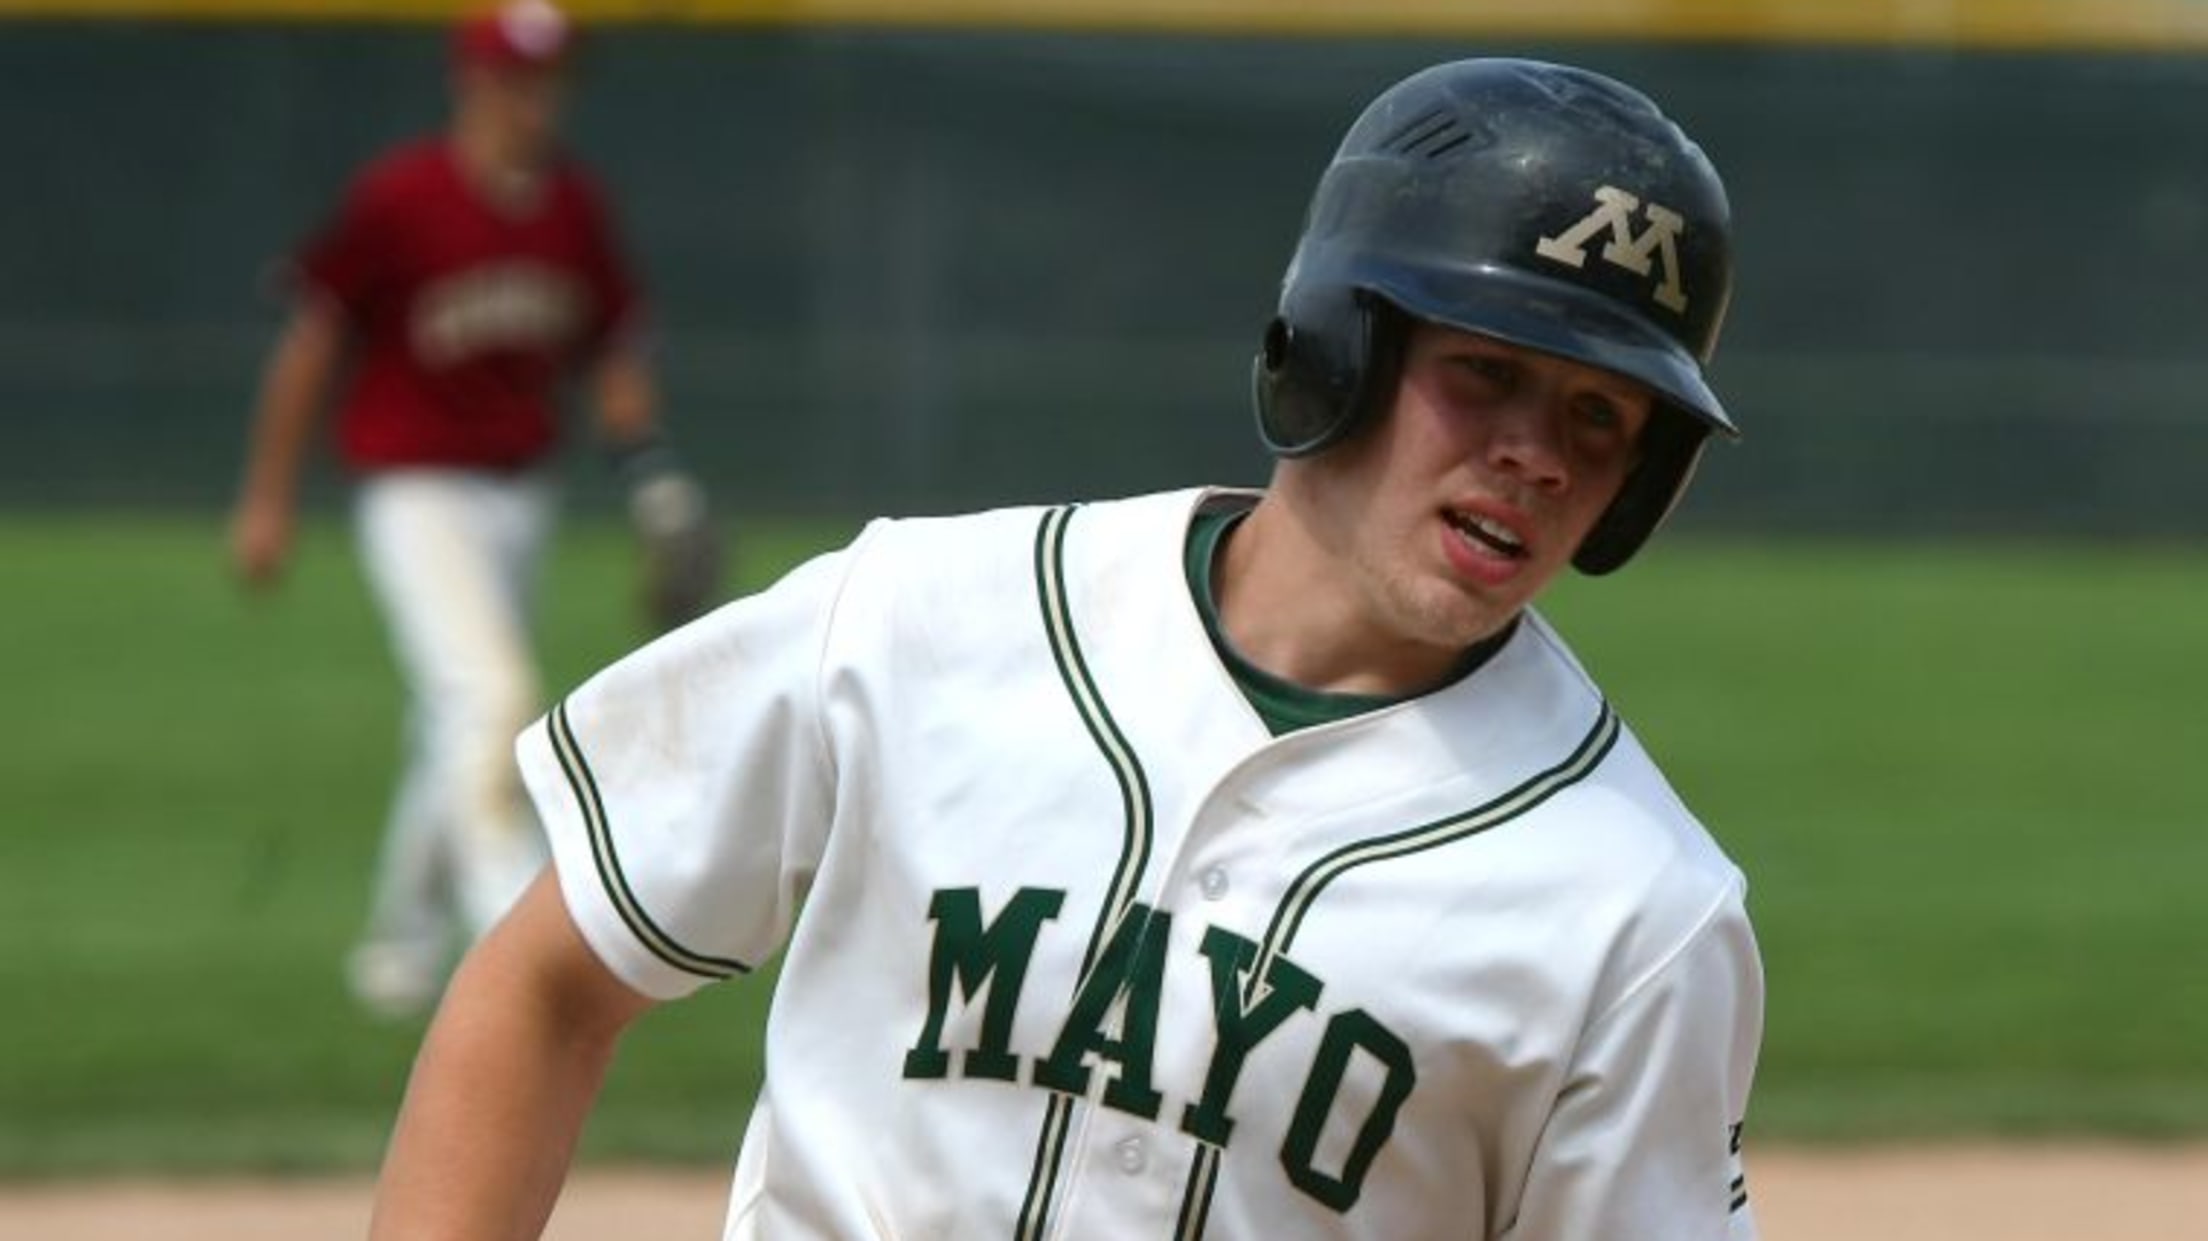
top-left (295, 139), bottom-right (641, 470)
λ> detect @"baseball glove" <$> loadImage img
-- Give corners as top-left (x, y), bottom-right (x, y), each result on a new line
top-left (620, 445), bottom-right (723, 632)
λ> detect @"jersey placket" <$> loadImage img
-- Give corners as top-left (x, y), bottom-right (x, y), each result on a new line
top-left (1035, 780), bottom-right (1295, 1241)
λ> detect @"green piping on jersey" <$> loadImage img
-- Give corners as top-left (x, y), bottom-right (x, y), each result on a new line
top-left (1174, 1142), bottom-right (1223, 1241)
top-left (1018, 503), bottom-right (1161, 1241)
top-left (1032, 504), bottom-right (1157, 974)
top-left (546, 700), bottom-right (750, 981)
top-left (1018, 1096), bottom-right (1077, 1240)
top-left (1256, 702), bottom-right (1620, 977)
top-left (1171, 700), bottom-right (1622, 1236)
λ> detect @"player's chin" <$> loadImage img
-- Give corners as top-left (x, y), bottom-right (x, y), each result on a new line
top-left (1397, 580), bottom-right (1522, 652)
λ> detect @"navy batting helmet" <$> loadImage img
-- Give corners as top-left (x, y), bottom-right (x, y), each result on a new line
top-left (1253, 58), bottom-right (1737, 575)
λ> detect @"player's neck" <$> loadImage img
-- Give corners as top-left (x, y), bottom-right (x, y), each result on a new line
top-left (1215, 495), bottom-right (1476, 698)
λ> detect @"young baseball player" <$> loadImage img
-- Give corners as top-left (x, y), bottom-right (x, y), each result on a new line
top-left (371, 57), bottom-right (1762, 1239)
top-left (229, 0), bottom-right (717, 1019)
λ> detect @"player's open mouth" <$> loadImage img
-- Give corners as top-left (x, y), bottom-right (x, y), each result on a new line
top-left (1445, 508), bottom-right (1528, 560)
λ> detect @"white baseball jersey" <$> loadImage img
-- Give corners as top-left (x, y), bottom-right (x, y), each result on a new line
top-left (516, 487), bottom-right (1763, 1240)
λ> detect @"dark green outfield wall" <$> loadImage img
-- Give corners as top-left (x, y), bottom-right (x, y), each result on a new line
top-left (6, 23), bottom-right (2208, 535)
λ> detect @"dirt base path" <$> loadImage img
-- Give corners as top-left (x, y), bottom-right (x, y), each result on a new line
top-left (1751, 1143), bottom-right (2208, 1239)
top-left (5, 1144), bottom-right (2206, 1238)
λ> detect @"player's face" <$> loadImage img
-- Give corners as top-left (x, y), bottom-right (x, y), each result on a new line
top-left (1318, 322), bottom-right (1654, 650)
top-left (462, 61), bottom-right (569, 164)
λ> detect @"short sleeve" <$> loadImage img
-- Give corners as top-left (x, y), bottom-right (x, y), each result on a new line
top-left (515, 539), bottom-right (859, 1000)
top-left (1504, 883), bottom-right (1765, 1240)
top-left (291, 168), bottom-right (393, 318)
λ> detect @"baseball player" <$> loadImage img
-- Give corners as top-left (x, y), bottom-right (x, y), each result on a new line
top-left (371, 58), bottom-right (1761, 1239)
top-left (229, 0), bottom-right (717, 1019)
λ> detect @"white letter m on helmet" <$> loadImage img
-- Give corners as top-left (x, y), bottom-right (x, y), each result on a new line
top-left (1534, 185), bottom-right (1689, 314)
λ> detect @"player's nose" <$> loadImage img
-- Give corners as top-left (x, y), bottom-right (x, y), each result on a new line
top-left (1482, 399), bottom-right (1570, 491)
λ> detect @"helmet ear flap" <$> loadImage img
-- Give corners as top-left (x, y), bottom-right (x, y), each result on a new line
top-left (1253, 295), bottom-right (1406, 458)
top-left (1252, 317), bottom-right (1333, 457)
top-left (1573, 409), bottom-right (1709, 575)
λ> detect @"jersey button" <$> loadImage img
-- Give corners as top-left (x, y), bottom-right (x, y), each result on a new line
top-left (1114, 1137), bottom-right (1147, 1174)
top-left (1199, 866), bottom-right (1230, 900)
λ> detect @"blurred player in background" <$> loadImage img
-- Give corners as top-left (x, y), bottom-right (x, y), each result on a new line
top-left (229, 0), bottom-right (718, 1019)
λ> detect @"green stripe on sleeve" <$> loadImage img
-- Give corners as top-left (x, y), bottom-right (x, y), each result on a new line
top-left (547, 700), bottom-right (750, 982)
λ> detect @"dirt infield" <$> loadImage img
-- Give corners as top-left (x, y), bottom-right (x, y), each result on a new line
top-left (5, 1144), bottom-right (2206, 1238)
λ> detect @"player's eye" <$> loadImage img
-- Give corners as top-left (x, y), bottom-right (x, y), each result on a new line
top-left (1448, 353), bottom-right (1518, 396)
top-left (1564, 389), bottom-right (1653, 464)
top-left (1571, 394), bottom-right (1625, 432)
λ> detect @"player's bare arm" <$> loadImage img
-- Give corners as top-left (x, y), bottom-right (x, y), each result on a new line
top-left (229, 296), bottom-right (346, 588)
top-left (589, 337), bottom-right (659, 449)
top-left (370, 871), bottom-right (656, 1241)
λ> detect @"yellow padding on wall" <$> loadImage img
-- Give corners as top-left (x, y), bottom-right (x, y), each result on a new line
top-left (6, 0), bottom-right (2208, 51)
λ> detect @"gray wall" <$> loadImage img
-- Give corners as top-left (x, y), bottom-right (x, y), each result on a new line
top-left (5, 24), bottom-right (2206, 534)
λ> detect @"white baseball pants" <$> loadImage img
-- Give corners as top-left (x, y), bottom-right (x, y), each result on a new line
top-left (351, 468), bottom-right (554, 988)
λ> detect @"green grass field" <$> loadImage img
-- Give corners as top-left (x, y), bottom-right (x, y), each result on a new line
top-left (1, 516), bottom-right (2203, 1177)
